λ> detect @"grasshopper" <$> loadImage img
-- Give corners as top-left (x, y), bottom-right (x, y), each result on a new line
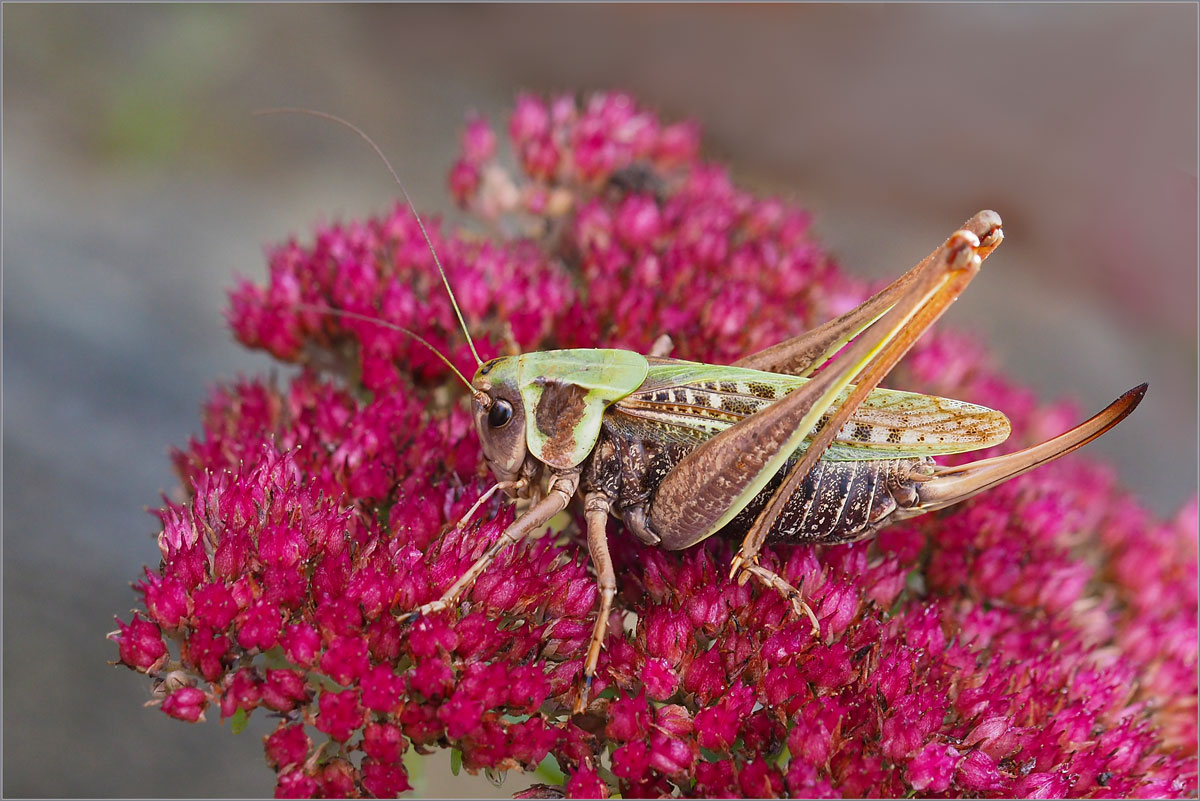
top-left (269, 111), bottom-right (1146, 716)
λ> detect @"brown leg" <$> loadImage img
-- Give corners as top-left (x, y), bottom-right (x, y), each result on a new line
top-left (650, 222), bottom-right (1000, 553)
top-left (402, 471), bottom-right (578, 621)
top-left (738, 561), bottom-right (820, 634)
top-left (454, 479), bottom-right (525, 530)
top-left (729, 227), bottom-right (990, 583)
top-left (733, 211), bottom-right (1003, 376)
top-left (574, 493), bottom-right (617, 715)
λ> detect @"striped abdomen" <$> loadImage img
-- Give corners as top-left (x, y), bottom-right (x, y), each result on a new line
top-left (585, 419), bottom-right (929, 546)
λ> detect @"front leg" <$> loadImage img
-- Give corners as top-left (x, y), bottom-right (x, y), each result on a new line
top-left (402, 470), bottom-right (579, 621)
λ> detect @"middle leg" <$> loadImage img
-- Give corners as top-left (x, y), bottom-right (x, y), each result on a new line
top-left (574, 492), bottom-right (617, 714)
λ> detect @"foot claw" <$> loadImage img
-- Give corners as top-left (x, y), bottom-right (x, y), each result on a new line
top-left (793, 597), bottom-right (820, 637)
top-left (572, 675), bottom-right (593, 715)
top-left (729, 553), bottom-right (758, 584)
top-left (398, 600), bottom-right (445, 625)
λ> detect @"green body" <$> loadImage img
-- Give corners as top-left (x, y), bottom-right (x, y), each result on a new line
top-left (475, 347), bottom-right (1009, 474)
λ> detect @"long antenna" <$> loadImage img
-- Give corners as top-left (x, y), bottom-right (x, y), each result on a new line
top-left (291, 303), bottom-right (482, 399)
top-left (255, 107), bottom-right (484, 367)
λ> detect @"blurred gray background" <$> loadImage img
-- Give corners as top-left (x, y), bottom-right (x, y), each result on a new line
top-left (4, 5), bottom-right (1195, 798)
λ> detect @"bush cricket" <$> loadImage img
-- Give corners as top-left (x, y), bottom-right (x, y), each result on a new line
top-left (266, 110), bottom-right (1147, 716)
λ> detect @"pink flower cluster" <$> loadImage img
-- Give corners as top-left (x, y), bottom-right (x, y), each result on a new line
top-left (113, 92), bottom-right (1197, 798)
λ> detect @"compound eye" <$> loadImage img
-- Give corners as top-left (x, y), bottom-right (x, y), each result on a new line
top-left (487, 398), bottom-right (514, 428)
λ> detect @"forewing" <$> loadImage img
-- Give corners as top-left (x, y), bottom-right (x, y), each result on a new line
top-left (614, 358), bottom-right (1010, 460)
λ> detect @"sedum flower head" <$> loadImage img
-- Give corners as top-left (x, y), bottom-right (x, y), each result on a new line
top-left (112, 91), bottom-right (1197, 798)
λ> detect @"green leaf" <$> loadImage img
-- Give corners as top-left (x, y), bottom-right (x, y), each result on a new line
top-left (535, 753), bottom-right (565, 785)
top-left (450, 747), bottom-right (462, 777)
top-left (402, 748), bottom-right (426, 795)
top-left (230, 707), bottom-right (249, 735)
